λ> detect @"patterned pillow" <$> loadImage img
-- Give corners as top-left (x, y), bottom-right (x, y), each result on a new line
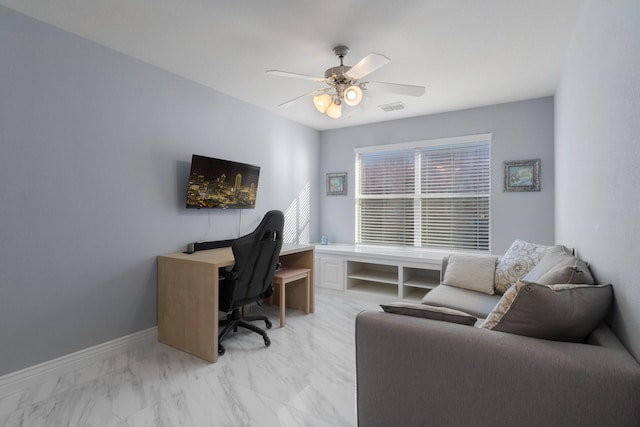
top-left (494, 240), bottom-right (551, 294)
top-left (480, 280), bottom-right (612, 342)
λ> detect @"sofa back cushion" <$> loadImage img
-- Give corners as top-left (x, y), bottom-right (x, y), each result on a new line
top-left (523, 246), bottom-right (595, 285)
top-left (421, 284), bottom-right (501, 319)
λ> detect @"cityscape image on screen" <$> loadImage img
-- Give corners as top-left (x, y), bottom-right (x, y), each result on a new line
top-left (186, 154), bottom-right (260, 209)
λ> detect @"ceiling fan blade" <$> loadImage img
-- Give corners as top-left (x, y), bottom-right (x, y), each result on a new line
top-left (346, 53), bottom-right (391, 80)
top-left (266, 70), bottom-right (326, 83)
top-left (278, 87), bottom-right (332, 108)
top-left (366, 81), bottom-right (426, 97)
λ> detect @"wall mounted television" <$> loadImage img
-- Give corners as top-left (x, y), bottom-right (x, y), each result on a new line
top-left (186, 154), bottom-right (260, 209)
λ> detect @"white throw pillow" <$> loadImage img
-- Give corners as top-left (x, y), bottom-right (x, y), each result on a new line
top-left (443, 254), bottom-right (499, 295)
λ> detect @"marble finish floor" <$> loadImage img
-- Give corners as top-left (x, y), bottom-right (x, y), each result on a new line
top-left (0, 292), bottom-right (381, 426)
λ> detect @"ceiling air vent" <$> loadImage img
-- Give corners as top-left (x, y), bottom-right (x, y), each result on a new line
top-left (378, 102), bottom-right (407, 112)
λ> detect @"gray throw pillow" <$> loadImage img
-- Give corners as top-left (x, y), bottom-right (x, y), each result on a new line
top-left (523, 246), bottom-right (595, 285)
top-left (380, 302), bottom-right (477, 326)
top-left (442, 254), bottom-right (499, 295)
top-left (480, 280), bottom-right (612, 342)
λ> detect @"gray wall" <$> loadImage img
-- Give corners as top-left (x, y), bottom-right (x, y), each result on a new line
top-left (555, 0), bottom-right (640, 359)
top-left (0, 6), bottom-right (320, 375)
top-left (319, 98), bottom-right (555, 254)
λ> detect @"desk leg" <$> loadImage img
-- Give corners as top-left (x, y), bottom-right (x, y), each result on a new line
top-left (158, 258), bottom-right (218, 362)
top-left (274, 281), bottom-right (282, 327)
top-left (304, 273), bottom-right (310, 314)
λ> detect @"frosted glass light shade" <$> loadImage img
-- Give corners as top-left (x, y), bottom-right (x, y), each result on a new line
top-left (313, 94), bottom-right (332, 113)
top-left (325, 101), bottom-right (342, 118)
top-left (343, 85), bottom-right (363, 106)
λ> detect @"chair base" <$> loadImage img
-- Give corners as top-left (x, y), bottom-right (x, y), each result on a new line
top-left (218, 308), bottom-right (272, 355)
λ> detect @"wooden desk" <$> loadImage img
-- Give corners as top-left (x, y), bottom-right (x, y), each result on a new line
top-left (157, 244), bottom-right (314, 362)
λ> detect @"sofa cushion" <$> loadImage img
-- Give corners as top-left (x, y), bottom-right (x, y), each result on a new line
top-left (380, 302), bottom-right (477, 326)
top-left (494, 239), bottom-right (551, 294)
top-left (442, 254), bottom-right (498, 295)
top-left (421, 284), bottom-right (501, 319)
top-left (523, 246), bottom-right (595, 285)
top-left (480, 280), bottom-right (613, 342)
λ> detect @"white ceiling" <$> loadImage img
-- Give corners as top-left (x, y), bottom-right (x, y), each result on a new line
top-left (0, 0), bottom-right (584, 131)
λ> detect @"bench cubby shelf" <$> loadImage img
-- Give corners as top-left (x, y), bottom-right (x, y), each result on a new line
top-left (315, 244), bottom-right (448, 301)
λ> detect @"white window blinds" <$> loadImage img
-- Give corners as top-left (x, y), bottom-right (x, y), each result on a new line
top-left (355, 134), bottom-right (491, 251)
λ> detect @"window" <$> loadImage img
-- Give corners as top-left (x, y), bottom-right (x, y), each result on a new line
top-left (355, 134), bottom-right (491, 251)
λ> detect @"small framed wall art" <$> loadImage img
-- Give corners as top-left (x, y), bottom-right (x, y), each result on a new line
top-left (326, 172), bottom-right (347, 196)
top-left (504, 159), bottom-right (540, 192)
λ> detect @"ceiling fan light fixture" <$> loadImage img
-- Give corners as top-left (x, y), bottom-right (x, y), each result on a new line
top-left (313, 93), bottom-right (332, 113)
top-left (268, 45), bottom-right (425, 119)
top-left (343, 85), bottom-right (363, 106)
top-left (325, 100), bottom-right (342, 119)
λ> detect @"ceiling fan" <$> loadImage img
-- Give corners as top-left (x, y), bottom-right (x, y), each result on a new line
top-left (266, 46), bottom-right (426, 119)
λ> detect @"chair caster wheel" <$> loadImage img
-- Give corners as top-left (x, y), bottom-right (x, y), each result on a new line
top-left (265, 320), bottom-right (272, 329)
top-left (218, 345), bottom-right (226, 355)
top-left (264, 336), bottom-right (271, 347)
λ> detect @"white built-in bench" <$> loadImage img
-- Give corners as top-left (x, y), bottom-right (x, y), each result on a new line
top-left (314, 244), bottom-right (451, 301)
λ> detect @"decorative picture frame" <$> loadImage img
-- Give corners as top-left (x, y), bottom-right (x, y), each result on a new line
top-left (504, 159), bottom-right (540, 192)
top-left (326, 172), bottom-right (347, 196)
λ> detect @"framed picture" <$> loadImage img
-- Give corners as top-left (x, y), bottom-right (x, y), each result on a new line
top-left (326, 172), bottom-right (347, 196)
top-left (504, 159), bottom-right (540, 192)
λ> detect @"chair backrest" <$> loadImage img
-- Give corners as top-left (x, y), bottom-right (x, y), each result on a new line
top-left (229, 210), bottom-right (284, 307)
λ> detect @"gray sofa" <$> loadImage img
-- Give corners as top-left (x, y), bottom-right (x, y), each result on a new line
top-left (355, 252), bottom-right (640, 427)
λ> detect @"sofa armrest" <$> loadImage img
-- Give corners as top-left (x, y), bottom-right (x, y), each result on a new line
top-left (356, 310), bottom-right (640, 427)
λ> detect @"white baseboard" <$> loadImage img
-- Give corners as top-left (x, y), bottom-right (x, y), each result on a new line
top-left (0, 327), bottom-right (157, 399)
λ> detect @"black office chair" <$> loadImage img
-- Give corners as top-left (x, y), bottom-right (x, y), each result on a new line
top-left (217, 210), bottom-right (284, 355)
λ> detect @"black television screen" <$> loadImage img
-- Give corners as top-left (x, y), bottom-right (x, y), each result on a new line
top-left (186, 154), bottom-right (260, 209)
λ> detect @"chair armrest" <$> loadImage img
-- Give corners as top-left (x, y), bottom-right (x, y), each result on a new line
top-left (356, 310), bottom-right (640, 427)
